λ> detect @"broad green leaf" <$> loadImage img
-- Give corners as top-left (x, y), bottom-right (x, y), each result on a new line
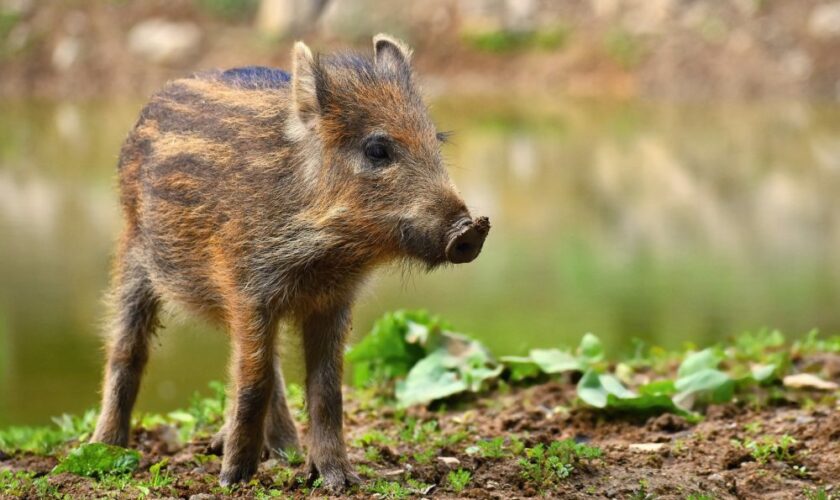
top-left (605, 393), bottom-right (686, 414)
top-left (577, 369), bottom-right (687, 415)
top-left (638, 379), bottom-right (676, 396)
top-left (751, 363), bottom-right (777, 382)
top-left (52, 443), bottom-right (140, 478)
top-left (578, 333), bottom-right (605, 364)
top-left (675, 368), bottom-right (731, 395)
top-left (577, 370), bottom-right (609, 408)
top-left (391, 316), bottom-right (502, 407)
top-left (674, 368), bottom-right (734, 409)
top-left (599, 374), bottom-right (636, 399)
top-left (395, 351), bottom-right (469, 407)
top-left (577, 370), bottom-right (635, 407)
top-left (677, 348), bottom-right (721, 378)
top-left (346, 310), bottom-right (433, 387)
top-left (166, 410), bottom-right (195, 424)
top-left (529, 349), bottom-right (582, 374)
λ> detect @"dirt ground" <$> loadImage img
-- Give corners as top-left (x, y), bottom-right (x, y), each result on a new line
top-left (2, 380), bottom-right (838, 499)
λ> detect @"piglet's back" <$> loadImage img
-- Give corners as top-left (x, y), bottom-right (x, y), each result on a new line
top-left (117, 67), bottom-right (296, 229)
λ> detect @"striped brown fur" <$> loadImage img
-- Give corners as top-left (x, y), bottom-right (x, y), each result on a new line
top-left (91, 34), bottom-right (489, 490)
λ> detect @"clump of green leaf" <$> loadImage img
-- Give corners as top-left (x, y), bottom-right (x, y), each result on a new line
top-left (732, 434), bottom-right (798, 464)
top-left (476, 436), bottom-right (507, 458)
top-left (0, 409), bottom-right (97, 455)
top-left (347, 310), bottom-right (502, 407)
top-left (803, 486), bottom-right (835, 500)
top-left (52, 442), bottom-right (140, 479)
top-left (518, 439), bottom-right (601, 489)
top-left (366, 479), bottom-right (412, 499)
top-left (347, 310), bottom-right (440, 388)
top-left (447, 468), bottom-right (471, 493)
top-left (348, 311), bottom-right (835, 417)
top-left (672, 348), bottom-right (734, 409)
top-left (0, 470), bottom-right (36, 496)
top-left (140, 380), bottom-right (226, 443)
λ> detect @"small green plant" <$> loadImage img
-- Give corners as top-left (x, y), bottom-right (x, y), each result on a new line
top-left (0, 470), bottom-right (35, 496)
top-left (366, 479), bottom-right (412, 499)
top-left (279, 447), bottom-right (304, 466)
top-left (743, 421), bottom-right (762, 435)
top-left (406, 477), bottom-right (433, 495)
top-left (732, 434), bottom-right (798, 464)
top-left (436, 429), bottom-right (469, 447)
top-left (793, 464), bottom-right (810, 478)
top-left (356, 464), bottom-right (376, 478)
top-left (166, 381), bottom-right (226, 442)
top-left (412, 447), bottom-right (436, 464)
top-left (52, 442), bottom-right (141, 479)
top-left (146, 458), bottom-right (175, 489)
top-left (509, 435), bottom-right (526, 456)
top-left (630, 478), bottom-right (654, 500)
top-left (447, 468), bottom-right (471, 493)
top-left (364, 446), bottom-right (382, 462)
top-left (804, 486), bottom-right (834, 500)
top-left (518, 439), bottom-right (601, 489)
top-left (191, 453), bottom-right (218, 467)
top-left (0, 409), bottom-right (97, 455)
top-left (477, 436), bottom-right (507, 458)
top-left (354, 430), bottom-right (393, 447)
top-left (272, 466), bottom-right (296, 488)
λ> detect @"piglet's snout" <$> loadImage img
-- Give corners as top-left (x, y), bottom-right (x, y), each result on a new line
top-left (445, 216), bottom-right (490, 264)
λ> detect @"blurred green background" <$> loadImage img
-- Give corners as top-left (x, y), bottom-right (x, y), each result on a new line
top-left (2, 0), bottom-right (840, 425)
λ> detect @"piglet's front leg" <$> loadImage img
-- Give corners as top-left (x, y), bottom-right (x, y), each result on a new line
top-left (302, 305), bottom-right (361, 492)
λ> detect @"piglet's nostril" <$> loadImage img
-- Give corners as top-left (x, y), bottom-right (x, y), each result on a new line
top-left (445, 217), bottom-right (490, 264)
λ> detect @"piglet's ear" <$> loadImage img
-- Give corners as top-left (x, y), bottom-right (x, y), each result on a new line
top-left (291, 41), bottom-right (319, 133)
top-left (373, 33), bottom-right (412, 71)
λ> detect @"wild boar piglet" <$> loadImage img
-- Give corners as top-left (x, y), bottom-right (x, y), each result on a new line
top-left (91, 34), bottom-right (490, 491)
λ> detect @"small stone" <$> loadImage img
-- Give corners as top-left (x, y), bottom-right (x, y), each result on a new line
top-left (189, 495), bottom-right (218, 500)
top-left (628, 443), bottom-right (665, 453)
top-left (437, 456), bottom-right (461, 467)
top-left (783, 373), bottom-right (839, 391)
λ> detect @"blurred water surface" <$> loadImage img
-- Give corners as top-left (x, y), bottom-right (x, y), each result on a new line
top-left (2, 97), bottom-right (840, 425)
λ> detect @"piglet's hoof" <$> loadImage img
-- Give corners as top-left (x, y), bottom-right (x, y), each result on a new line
top-left (219, 462), bottom-right (258, 486)
top-left (308, 459), bottom-right (362, 492)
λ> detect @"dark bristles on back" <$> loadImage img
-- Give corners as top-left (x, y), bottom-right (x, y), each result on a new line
top-left (220, 66), bottom-right (291, 90)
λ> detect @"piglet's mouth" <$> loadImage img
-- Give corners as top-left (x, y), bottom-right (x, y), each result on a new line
top-left (445, 216), bottom-right (490, 264)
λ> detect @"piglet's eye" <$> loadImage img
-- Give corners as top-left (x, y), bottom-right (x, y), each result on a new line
top-left (364, 139), bottom-right (391, 164)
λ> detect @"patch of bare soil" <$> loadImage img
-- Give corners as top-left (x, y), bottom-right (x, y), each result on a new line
top-left (2, 381), bottom-right (838, 499)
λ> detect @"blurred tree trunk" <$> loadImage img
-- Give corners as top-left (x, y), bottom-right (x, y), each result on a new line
top-left (256, 0), bottom-right (330, 38)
